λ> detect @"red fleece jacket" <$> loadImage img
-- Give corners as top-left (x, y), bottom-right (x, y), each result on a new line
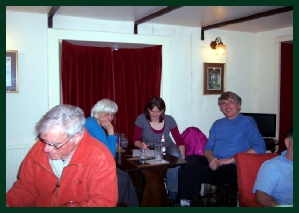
top-left (6, 129), bottom-right (118, 207)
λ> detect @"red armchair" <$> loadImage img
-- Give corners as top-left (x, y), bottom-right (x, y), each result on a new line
top-left (234, 152), bottom-right (279, 207)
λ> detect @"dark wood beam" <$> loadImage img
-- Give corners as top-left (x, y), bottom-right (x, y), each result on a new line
top-left (201, 6), bottom-right (293, 40)
top-left (134, 6), bottom-right (183, 34)
top-left (48, 6), bottom-right (61, 28)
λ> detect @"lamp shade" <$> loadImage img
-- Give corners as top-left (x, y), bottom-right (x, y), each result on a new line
top-left (216, 42), bottom-right (226, 55)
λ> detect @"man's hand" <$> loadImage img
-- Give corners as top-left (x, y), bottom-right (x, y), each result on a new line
top-left (218, 157), bottom-right (235, 166)
top-left (209, 157), bottom-right (220, 170)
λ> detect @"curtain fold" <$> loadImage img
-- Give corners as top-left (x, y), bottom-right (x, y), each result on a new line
top-left (61, 41), bottom-right (162, 142)
top-left (62, 41), bottom-right (114, 116)
top-left (113, 46), bottom-right (162, 141)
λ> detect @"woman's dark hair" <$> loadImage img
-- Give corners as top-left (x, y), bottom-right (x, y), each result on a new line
top-left (144, 97), bottom-right (165, 122)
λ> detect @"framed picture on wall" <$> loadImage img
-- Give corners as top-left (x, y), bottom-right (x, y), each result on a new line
top-left (203, 63), bottom-right (225, 95)
top-left (6, 50), bottom-right (18, 93)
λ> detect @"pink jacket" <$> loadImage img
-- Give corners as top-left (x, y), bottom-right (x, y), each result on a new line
top-left (6, 129), bottom-right (118, 207)
top-left (181, 127), bottom-right (208, 157)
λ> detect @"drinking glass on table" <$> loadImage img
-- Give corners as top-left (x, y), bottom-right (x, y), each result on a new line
top-left (154, 141), bottom-right (163, 161)
top-left (140, 148), bottom-right (146, 163)
top-left (116, 133), bottom-right (123, 152)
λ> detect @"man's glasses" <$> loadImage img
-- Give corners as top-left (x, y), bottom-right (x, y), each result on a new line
top-left (36, 134), bottom-right (76, 150)
top-left (219, 101), bottom-right (237, 107)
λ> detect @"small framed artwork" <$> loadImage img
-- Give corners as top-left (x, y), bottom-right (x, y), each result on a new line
top-left (203, 63), bottom-right (225, 95)
top-left (6, 50), bottom-right (18, 93)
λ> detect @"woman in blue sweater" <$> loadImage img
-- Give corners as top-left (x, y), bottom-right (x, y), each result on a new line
top-left (84, 99), bottom-right (139, 207)
top-left (84, 99), bottom-right (118, 156)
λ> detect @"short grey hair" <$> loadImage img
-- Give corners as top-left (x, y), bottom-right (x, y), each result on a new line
top-left (35, 104), bottom-right (85, 138)
top-left (91, 99), bottom-right (118, 119)
top-left (218, 91), bottom-right (242, 106)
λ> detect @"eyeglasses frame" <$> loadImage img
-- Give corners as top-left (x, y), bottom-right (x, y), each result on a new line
top-left (219, 100), bottom-right (237, 107)
top-left (36, 134), bottom-right (76, 150)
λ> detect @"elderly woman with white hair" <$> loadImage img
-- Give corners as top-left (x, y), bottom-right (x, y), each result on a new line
top-left (84, 98), bottom-right (139, 207)
top-left (85, 98), bottom-right (118, 156)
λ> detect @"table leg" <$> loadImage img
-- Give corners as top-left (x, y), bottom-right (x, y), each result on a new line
top-left (140, 167), bottom-right (169, 206)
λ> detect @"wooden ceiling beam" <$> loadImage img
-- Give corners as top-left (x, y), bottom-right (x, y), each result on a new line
top-left (134, 6), bottom-right (183, 34)
top-left (201, 6), bottom-right (293, 40)
top-left (48, 6), bottom-right (61, 28)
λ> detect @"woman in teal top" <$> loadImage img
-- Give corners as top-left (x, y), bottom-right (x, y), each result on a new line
top-left (85, 106), bottom-right (117, 157)
top-left (84, 98), bottom-right (139, 207)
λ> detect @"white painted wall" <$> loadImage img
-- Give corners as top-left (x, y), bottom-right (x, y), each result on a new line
top-left (6, 11), bottom-right (48, 148)
top-left (6, 10), bottom-right (292, 191)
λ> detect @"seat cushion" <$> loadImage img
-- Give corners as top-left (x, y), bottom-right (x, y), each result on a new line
top-left (234, 152), bottom-right (279, 207)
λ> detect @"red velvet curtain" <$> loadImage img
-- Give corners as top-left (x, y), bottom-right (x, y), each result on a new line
top-left (61, 41), bottom-right (114, 116)
top-left (279, 42), bottom-right (293, 151)
top-left (113, 47), bottom-right (162, 142)
top-left (61, 41), bottom-right (162, 142)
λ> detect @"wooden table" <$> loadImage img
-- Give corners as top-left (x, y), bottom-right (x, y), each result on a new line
top-left (115, 150), bottom-right (188, 207)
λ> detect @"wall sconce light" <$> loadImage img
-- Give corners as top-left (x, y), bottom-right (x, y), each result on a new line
top-left (210, 37), bottom-right (226, 55)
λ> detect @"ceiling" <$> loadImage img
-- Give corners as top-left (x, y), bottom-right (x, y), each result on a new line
top-left (6, 6), bottom-right (293, 48)
top-left (6, 6), bottom-right (293, 31)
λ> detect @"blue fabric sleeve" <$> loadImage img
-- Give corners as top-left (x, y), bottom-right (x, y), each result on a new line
top-left (84, 117), bottom-right (117, 157)
top-left (204, 114), bottom-right (266, 159)
top-left (243, 116), bottom-right (266, 154)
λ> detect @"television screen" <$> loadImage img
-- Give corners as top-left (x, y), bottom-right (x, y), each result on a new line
top-left (241, 113), bottom-right (276, 138)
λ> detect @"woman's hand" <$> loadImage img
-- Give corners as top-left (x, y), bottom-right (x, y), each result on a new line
top-left (141, 142), bottom-right (149, 149)
top-left (178, 145), bottom-right (186, 159)
top-left (134, 141), bottom-right (149, 149)
top-left (98, 114), bottom-right (114, 135)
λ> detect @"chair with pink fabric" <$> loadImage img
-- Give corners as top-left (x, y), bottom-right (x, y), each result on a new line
top-left (181, 126), bottom-right (208, 157)
top-left (181, 127), bottom-right (237, 206)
